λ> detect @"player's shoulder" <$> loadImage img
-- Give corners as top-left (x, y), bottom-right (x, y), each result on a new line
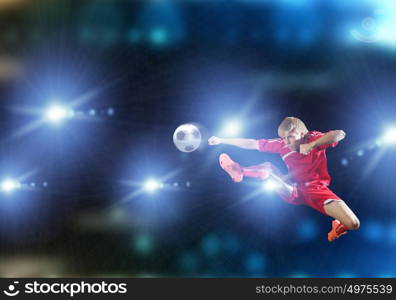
top-left (257, 137), bottom-right (285, 150)
top-left (263, 138), bottom-right (285, 147)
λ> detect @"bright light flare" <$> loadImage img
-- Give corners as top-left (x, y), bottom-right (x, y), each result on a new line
top-left (144, 179), bottom-right (163, 193)
top-left (262, 179), bottom-right (280, 191)
top-left (45, 105), bottom-right (69, 123)
top-left (383, 128), bottom-right (396, 145)
top-left (222, 120), bottom-right (243, 137)
top-left (1, 179), bottom-right (21, 193)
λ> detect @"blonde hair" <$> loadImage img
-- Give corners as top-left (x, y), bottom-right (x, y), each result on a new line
top-left (278, 117), bottom-right (309, 138)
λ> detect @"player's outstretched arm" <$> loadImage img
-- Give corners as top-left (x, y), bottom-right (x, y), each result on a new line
top-left (208, 136), bottom-right (259, 150)
top-left (300, 130), bottom-right (346, 154)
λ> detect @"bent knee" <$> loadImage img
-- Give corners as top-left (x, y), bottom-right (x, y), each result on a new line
top-left (346, 218), bottom-right (360, 230)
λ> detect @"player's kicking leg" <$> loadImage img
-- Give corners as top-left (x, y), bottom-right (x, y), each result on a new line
top-left (324, 200), bottom-right (360, 242)
top-left (219, 153), bottom-right (295, 197)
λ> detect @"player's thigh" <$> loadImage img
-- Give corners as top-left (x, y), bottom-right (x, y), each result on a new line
top-left (324, 200), bottom-right (360, 230)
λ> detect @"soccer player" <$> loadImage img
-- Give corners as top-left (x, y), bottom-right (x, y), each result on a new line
top-left (208, 117), bottom-right (360, 242)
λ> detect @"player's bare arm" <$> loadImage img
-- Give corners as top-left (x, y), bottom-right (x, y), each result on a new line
top-left (208, 136), bottom-right (259, 150)
top-left (300, 130), bottom-right (346, 155)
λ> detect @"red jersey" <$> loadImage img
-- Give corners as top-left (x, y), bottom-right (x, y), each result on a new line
top-left (258, 131), bottom-right (337, 184)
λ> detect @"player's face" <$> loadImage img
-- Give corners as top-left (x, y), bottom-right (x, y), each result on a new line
top-left (283, 128), bottom-right (304, 150)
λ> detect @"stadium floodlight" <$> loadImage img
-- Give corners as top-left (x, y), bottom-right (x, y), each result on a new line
top-left (262, 179), bottom-right (280, 191)
top-left (144, 179), bottom-right (162, 193)
top-left (222, 119), bottom-right (243, 137)
top-left (1, 179), bottom-right (20, 194)
top-left (383, 127), bottom-right (396, 145)
top-left (45, 105), bottom-right (69, 124)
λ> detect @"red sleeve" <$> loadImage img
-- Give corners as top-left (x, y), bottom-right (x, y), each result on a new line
top-left (309, 131), bottom-right (338, 151)
top-left (258, 138), bottom-right (284, 153)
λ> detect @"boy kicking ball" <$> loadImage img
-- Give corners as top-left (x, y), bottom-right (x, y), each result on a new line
top-left (208, 117), bottom-right (360, 242)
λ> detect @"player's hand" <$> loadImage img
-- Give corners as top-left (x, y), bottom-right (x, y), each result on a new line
top-left (299, 142), bottom-right (315, 155)
top-left (208, 136), bottom-right (222, 145)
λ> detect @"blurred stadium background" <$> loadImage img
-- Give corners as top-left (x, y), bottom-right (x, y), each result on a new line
top-left (0, 0), bottom-right (395, 277)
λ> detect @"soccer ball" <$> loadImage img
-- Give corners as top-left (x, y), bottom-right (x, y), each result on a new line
top-left (173, 124), bottom-right (202, 152)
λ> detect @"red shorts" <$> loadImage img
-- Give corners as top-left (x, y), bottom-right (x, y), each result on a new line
top-left (280, 180), bottom-right (342, 215)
